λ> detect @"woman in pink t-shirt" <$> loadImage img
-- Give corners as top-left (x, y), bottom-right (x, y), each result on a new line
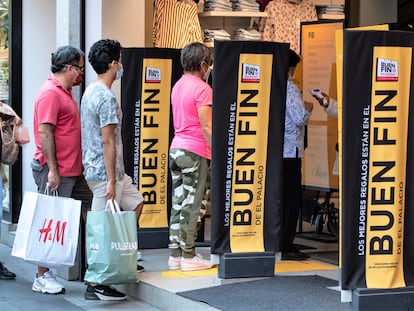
top-left (168, 42), bottom-right (214, 271)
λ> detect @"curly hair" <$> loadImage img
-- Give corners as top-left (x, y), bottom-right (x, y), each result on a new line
top-left (88, 39), bottom-right (122, 74)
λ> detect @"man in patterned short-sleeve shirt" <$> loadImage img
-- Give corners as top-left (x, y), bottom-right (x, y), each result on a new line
top-left (81, 39), bottom-right (144, 301)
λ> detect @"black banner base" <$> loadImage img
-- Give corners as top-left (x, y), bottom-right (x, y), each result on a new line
top-left (218, 252), bottom-right (275, 279)
top-left (138, 227), bottom-right (169, 249)
top-left (350, 287), bottom-right (414, 311)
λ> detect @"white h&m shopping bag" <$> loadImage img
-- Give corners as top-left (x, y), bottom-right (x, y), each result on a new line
top-left (12, 191), bottom-right (81, 267)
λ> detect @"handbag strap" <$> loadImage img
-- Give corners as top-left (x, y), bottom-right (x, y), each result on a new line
top-left (0, 119), bottom-right (16, 146)
top-left (106, 200), bottom-right (121, 214)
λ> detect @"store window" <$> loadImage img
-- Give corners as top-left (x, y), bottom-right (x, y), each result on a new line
top-left (0, 1), bottom-right (8, 103)
top-left (0, 0), bottom-right (10, 218)
top-left (2, 0), bottom-right (22, 223)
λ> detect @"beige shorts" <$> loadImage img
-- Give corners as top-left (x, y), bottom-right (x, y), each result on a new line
top-left (87, 175), bottom-right (144, 211)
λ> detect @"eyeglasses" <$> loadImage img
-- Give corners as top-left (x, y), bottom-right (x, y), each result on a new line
top-left (70, 64), bottom-right (85, 72)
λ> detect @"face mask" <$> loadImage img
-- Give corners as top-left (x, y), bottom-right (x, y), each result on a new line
top-left (73, 74), bottom-right (83, 86)
top-left (116, 64), bottom-right (124, 80)
top-left (203, 65), bottom-right (213, 82)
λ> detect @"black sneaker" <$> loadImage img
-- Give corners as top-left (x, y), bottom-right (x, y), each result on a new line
top-left (137, 264), bottom-right (145, 273)
top-left (281, 250), bottom-right (310, 261)
top-left (84, 284), bottom-right (127, 301)
top-left (0, 262), bottom-right (16, 280)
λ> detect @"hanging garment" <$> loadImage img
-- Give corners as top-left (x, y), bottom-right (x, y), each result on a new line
top-left (260, 0), bottom-right (317, 54)
top-left (153, 0), bottom-right (203, 48)
top-left (256, 0), bottom-right (272, 11)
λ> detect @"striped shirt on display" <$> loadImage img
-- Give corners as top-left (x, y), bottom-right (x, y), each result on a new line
top-left (153, 0), bottom-right (203, 48)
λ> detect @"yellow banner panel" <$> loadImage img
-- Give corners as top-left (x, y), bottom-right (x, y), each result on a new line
top-left (230, 54), bottom-right (272, 252)
top-left (336, 24), bottom-right (389, 269)
top-left (139, 58), bottom-right (171, 228)
top-left (366, 46), bottom-right (412, 288)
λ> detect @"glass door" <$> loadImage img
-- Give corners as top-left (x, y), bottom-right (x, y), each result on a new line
top-left (0, 0), bottom-right (10, 218)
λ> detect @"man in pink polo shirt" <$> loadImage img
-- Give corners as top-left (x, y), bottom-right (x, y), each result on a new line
top-left (31, 45), bottom-right (92, 295)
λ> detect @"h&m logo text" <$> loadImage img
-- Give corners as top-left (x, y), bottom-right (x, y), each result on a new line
top-left (38, 219), bottom-right (67, 245)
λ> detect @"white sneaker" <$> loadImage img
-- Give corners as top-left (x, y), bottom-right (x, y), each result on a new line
top-left (137, 251), bottom-right (143, 261)
top-left (32, 271), bottom-right (65, 294)
top-left (181, 255), bottom-right (213, 271)
top-left (168, 256), bottom-right (181, 270)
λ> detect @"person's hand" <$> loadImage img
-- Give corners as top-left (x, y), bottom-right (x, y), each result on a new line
top-left (105, 180), bottom-right (116, 200)
top-left (47, 170), bottom-right (60, 192)
top-left (2, 174), bottom-right (7, 185)
top-left (13, 116), bottom-right (22, 126)
top-left (304, 100), bottom-right (314, 113)
top-left (312, 92), bottom-right (329, 108)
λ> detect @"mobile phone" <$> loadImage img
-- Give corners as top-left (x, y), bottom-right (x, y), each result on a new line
top-left (310, 88), bottom-right (328, 106)
top-left (310, 88), bottom-right (324, 99)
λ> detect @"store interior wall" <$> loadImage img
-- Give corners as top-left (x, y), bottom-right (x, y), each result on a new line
top-left (347, 0), bottom-right (397, 27)
top-left (102, 0), bottom-right (145, 47)
top-left (22, 0), bottom-right (57, 194)
top-left (359, 0), bottom-right (397, 26)
top-left (85, 0), bottom-right (103, 88)
top-left (86, 0), bottom-right (146, 104)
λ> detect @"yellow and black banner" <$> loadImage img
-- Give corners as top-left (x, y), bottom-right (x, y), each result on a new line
top-left (342, 30), bottom-right (414, 289)
top-left (211, 41), bottom-right (289, 254)
top-left (121, 48), bottom-right (182, 247)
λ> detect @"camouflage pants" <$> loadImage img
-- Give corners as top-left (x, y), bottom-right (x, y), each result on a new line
top-left (169, 149), bottom-right (209, 258)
